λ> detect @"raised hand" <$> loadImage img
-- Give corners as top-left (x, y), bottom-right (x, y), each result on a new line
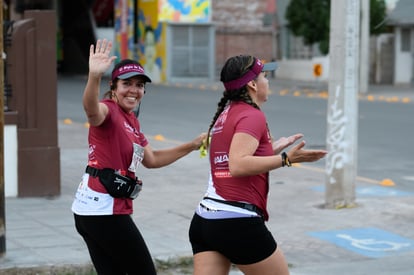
top-left (89, 39), bottom-right (117, 77)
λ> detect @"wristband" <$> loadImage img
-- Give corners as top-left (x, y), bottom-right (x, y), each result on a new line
top-left (281, 152), bottom-right (292, 167)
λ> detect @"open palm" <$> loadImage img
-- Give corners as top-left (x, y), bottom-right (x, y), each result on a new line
top-left (89, 39), bottom-right (117, 76)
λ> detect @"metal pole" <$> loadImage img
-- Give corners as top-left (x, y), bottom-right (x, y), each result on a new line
top-left (325, 0), bottom-right (360, 209)
top-left (359, 0), bottom-right (370, 94)
top-left (0, 0), bottom-right (7, 257)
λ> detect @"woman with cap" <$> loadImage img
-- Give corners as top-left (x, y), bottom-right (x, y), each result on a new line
top-left (71, 39), bottom-right (206, 274)
top-left (189, 55), bottom-right (327, 275)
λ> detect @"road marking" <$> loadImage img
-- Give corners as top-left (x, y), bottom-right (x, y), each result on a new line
top-left (297, 164), bottom-right (387, 185)
top-left (157, 83), bottom-right (413, 104)
top-left (309, 227), bottom-right (414, 258)
top-left (276, 89), bottom-right (411, 103)
top-left (310, 185), bottom-right (413, 197)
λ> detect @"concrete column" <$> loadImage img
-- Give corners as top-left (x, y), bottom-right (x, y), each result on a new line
top-left (6, 10), bottom-right (60, 197)
top-left (325, 0), bottom-right (360, 209)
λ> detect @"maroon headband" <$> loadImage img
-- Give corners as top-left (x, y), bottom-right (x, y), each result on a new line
top-left (223, 58), bottom-right (264, 91)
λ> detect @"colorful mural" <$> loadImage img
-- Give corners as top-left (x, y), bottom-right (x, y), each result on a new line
top-left (158, 0), bottom-right (211, 23)
top-left (114, 0), bottom-right (165, 82)
top-left (114, 0), bottom-right (211, 82)
top-left (114, 0), bottom-right (135, 60)
top-left (137, 0), bottom-right (165, 83)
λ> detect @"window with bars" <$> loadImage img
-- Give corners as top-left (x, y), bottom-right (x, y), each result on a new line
top-left (401, 28), bottom-right (411, 52)
top-left (168, 24), bottom-right (214, 80)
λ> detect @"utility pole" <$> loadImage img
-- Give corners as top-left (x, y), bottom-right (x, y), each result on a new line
top-left (0, 0), bottom-right (6, 257)
top-left (359, 0), bottom-right (370, 94)
top-left (325, 0), bottom-right (360, 208)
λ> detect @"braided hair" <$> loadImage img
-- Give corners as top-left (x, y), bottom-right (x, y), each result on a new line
top-left (206, 55), bottom-right (261, 148)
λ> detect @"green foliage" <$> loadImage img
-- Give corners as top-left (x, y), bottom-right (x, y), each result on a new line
top-left (285, 0), bottom-right (388, 55)
top-left (370, 0), bottom-right (387, 34)
top-left (286, 0), bottom-right (330, 46)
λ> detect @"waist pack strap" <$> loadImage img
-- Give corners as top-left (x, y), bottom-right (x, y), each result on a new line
top-left (203, 197), bottom-right (263, 217)
top-left (85, 166), bottom-right (136, 184)
top-left (85, 165), bottom-right (104, 177)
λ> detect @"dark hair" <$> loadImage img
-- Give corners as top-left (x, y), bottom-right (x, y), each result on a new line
top-left (206, 55), bottom-right (260, 148)
top-left (104, 59), bottom-right (143, 99)
top-left (220, 55), bottom-right (255, 84)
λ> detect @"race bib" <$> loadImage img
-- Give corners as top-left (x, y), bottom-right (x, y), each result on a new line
top-left (128, 143), bottom-right (144, 173)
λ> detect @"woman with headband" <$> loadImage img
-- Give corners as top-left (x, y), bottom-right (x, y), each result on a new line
top-left (189, 55), bottom-right (327, 275)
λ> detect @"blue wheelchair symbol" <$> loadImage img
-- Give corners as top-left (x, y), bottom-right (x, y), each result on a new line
top-left (336, 233), bottom-right (411, 252)
top-left (309, 227), bottom-right (414, 258)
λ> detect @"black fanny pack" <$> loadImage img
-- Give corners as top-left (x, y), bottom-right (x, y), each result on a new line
top-left (85, 166), bottom-right (142, 199)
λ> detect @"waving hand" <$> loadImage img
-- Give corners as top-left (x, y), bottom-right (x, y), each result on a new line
top-left (89, 39), bottom-right (117, 77)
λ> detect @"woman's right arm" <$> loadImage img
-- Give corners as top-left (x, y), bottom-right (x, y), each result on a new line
top-left (83, 75), bottom-right (108, 126)
top-left (83, 39), bottom-right (116, 126)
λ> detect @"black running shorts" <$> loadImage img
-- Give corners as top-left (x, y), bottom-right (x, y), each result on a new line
top-left (189, 213), bottom-right (277, 265)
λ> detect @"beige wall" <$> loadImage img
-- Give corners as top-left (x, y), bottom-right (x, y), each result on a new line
top-left (212, 0), bottom-right (276, 71)
top-left (215, 31), bottom-right (274, 72)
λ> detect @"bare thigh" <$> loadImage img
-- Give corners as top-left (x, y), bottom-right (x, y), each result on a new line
top-left (193, 251), bottom-right (232, 275)
top-left (237, 248), bottom-right (289, 275)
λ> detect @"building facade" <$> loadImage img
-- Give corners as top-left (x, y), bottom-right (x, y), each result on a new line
top-left (387, 0), bottom-right (414, 86)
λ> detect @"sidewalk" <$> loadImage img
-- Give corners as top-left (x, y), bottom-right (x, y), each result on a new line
top-left (1, 78), bottom-right (414, 274)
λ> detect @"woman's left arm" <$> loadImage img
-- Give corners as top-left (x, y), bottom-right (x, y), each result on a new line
top-left (142, 133), bottom-right (206, 168)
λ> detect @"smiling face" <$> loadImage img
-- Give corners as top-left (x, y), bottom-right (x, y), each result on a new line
top-left (112, 76), bottom-right (146, 112)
